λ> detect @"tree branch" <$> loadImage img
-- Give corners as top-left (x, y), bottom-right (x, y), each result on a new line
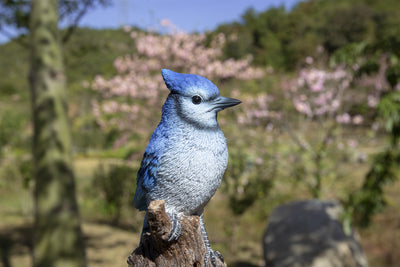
top-left (61, 0), bottom-right (91, 43)
top-left (127, 200), bottom-right (226, 267)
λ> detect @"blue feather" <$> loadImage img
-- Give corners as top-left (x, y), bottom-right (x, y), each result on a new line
top-left (134, 151), bottom-right (159, 211)
top-left (161, 69), bottom-right (220, 97)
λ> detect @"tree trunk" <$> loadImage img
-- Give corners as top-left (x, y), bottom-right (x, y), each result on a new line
top-left (29, 0), bottom-right (86, 266)
top-left (127, 200), bottom-right (226, 267)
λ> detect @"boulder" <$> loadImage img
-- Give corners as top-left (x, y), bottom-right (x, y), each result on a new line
top-left (263, 200), bottom-right (368, 267)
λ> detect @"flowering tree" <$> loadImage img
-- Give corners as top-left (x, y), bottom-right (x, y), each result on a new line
top-left (238, 56), bottom-right (370, 199)
top-left (284, 64), bottom-right (358, 198)
top-left (291, 66), bottom-right (351, 118)
top-left (91, 21), bottom-right (264, 149)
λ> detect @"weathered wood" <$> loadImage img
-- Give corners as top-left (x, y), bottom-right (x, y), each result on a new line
top-left (127, 200), bottom-right (226, 267)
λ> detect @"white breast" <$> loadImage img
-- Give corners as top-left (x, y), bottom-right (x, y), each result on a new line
top-left (150, 127), bottom-right (228, 215)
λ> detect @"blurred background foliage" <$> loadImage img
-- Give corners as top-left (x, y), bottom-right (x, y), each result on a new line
top-left (0, 0), bottom-right (400, 266)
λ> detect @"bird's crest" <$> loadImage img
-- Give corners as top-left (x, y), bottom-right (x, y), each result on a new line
top-left (161, 69), bottom-right (220, 97)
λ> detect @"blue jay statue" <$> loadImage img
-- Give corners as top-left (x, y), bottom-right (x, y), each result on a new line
top-left (134, 69), bottom-right (241, 266)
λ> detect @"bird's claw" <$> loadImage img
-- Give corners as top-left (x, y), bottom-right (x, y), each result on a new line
top-left (167, 212), bottom-right (182, 242)
top-left (204, 248), bottom-right (224, 267)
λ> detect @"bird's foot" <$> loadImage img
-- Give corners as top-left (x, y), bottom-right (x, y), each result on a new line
top-left (204, 247), bottom-right (224, 267)
top-left (167, 212), bottom-right (182, 242)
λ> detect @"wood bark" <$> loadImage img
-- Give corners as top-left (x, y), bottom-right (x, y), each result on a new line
top-left (127, 200), bottom-right (226, 267)
top-left (30, 0), bottom-right (86, 266)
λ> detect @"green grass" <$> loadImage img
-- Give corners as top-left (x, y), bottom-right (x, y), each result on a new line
top-left (0, 142), bottom-right (399, 266)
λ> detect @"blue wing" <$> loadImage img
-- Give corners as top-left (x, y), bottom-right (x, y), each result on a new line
top-left (134, 125), bottom-right (168, 211)
top-left (133, 151), bottom-right (159, 211)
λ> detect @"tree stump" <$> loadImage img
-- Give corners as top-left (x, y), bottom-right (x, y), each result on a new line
top-left (127, 200), bottom-right (226, 267)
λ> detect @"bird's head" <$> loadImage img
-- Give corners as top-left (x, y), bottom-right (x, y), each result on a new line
top-left (161, 69), bottom-right (241, 129)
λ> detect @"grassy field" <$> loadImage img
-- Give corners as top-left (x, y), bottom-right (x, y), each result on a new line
top-left (1, 147), bottom-right (399, 267)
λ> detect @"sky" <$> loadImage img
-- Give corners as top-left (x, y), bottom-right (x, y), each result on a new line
top-left (0, 0), bottom-right (301, 43)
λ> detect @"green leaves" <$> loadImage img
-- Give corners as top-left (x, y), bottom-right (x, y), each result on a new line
top-left (378, 91), bottom-right (400, 143)
top-left (346, 150), bottom-right (398, 228)
top-left (344, 91), bottom-right (400, 228)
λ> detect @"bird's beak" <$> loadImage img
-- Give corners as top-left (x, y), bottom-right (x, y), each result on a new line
top-left (211, 96), bottom-right (241, 111)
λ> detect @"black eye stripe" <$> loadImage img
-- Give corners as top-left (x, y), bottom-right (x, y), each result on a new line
top-left (192, 95), bottom-right (202, 104)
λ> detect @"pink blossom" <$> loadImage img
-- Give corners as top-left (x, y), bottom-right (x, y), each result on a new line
top-left (367, 95), bottom-right (379, 108)
top-left (90, 20), bottom-right (265, 144)
top-left (266, 123), bottom-right (274, 132)
top-left (289, 65), bottom-right (352, 118)
top-left (123, 25), bottom-right (132, 32)
top-left (371, 122), bottom-right (380, 131)
top-left (255, 157), bottom-right (264, 165)
top-left (352, 115), bottom-right (363, 125)
top-left (160, 19), bottom-right (171, 27)
top-left (337, 142), bottom-right (345, 150)
top-left (347, 139), bottom-right (359, 149)
top-left (293, 99), bottom-right (312, 117)
top-left (305, 56), bottom-right (314, 65)
top-left (235, 93), bottom-right (280, 127)
top-left (336, 113), bottom-right (351, 124)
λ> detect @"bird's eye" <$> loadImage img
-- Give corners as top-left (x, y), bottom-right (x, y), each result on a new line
top-left (192, 95), bottom-right (202, 105)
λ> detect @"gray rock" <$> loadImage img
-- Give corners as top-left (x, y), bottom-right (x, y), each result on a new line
top-left (263, 200), bottom-right (368, 267)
